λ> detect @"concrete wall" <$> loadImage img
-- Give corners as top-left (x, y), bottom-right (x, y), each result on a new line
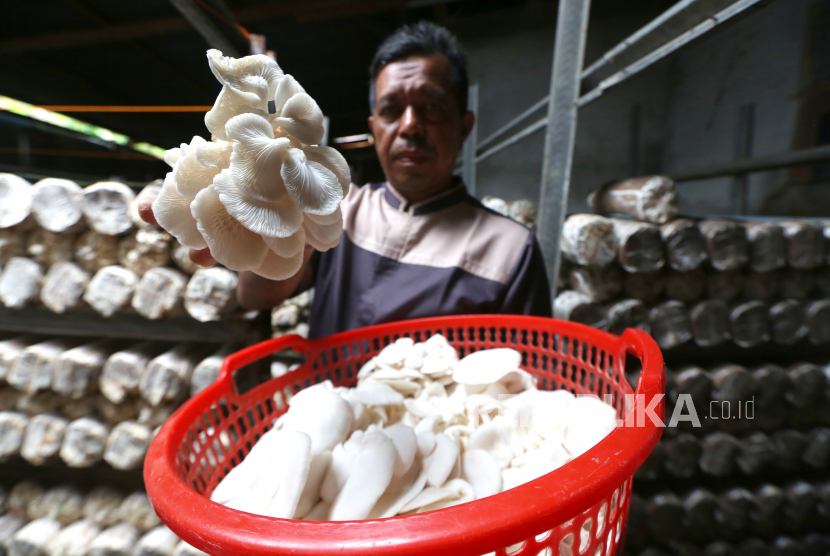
top-left (662, 0), bottom-right (817, 217)
top-left (449, 0), bottom-right (824, 217)
top-left (455, 1), bottom-right (672, 212)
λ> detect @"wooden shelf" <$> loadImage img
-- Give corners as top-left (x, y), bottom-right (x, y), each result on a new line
top-left (0, 459), bottom-right (145, 491)
top-left (0, 307), bottom-right (265, 344)
top-left (661, 339), bottom-right (830, 366)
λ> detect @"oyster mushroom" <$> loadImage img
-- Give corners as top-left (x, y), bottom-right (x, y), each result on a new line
top-left (224, 113), bottom-right (290, 203)
top-left (423, 433), bottom-right (459, 488)
top-left (350, 381), bottom-right (405, 406)
top-left (293, 450), bottom-right (332, 518)
top-left (468, 419), bottom-right (513, 470)
top-left (400, 478), bottom-right (474, 513)
top-left (281, 382), bottom-right (353, 453)
top-left (304, 146), bottom-right (351, 197)
top-left (462, 449), bottom-right (502, 499)
top-left (253, 247), bottom-right (305, 281)
top-left (204, 49), bottom-right (284, 140)
top-left (273, 75), bottom-right (305, 114)
top-left (281, 148), bottom-right (344, 216)
top-left (417, 431), bottom-right (436, 458)
top-left (453, 348), bottom-right (521, 388)
top-left (368, 460), bottom-right (427, 518)
top-left (190, 185), bottom-right (267, 271)
top-left (272, 93), bottom-right (325, 146)
top-left (0, 174), bottom-right (33, 229)
top-left (152, 174), bottom-right (207, 250)
top-left (382, 423), bottom-right (417, 477)
top-left (262, 227), bottom-right (306, 258)
top-left (563, 395), bottom-right (618, 458)
top-left (322, 430), bottom-right (396, 520)
top-left (174, 137), bottom-right (233, 198)
top-left (210, 429), bottom-right (311, 518)
top-left (212, 168), bottom-right (302, 238)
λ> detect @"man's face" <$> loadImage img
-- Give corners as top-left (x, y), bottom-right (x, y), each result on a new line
top-left (369, 55), bottom-right (474, 200)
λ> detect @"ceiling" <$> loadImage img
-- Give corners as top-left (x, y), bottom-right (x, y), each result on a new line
top-left (0, 0), bottom-right (676, 185)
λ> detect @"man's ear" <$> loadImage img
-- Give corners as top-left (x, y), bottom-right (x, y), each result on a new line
top-left (460, 110), bottom-right (475, 145)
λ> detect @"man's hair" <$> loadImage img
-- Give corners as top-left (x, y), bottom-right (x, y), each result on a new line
top-left (369, 21), bottom-right (469, 114)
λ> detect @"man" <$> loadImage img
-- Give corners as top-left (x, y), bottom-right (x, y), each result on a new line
top-left (141, 22), bottom-right (552, 338)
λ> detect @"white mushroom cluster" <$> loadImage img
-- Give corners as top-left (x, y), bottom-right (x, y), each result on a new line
top-left (211, 335), bottom-right (617, 520)
top-left (153, 50), bottom-right (349, 279)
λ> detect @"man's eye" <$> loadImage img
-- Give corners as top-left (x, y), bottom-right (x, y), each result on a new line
top-left (380, 105), bottom-right (401, 117)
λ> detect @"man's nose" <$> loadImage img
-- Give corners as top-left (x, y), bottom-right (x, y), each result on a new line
top-left (399, 106), bottom-right (423, 138)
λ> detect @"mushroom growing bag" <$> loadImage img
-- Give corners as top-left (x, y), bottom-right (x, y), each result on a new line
top-left (210, 335), bottom-right (618, 520)
top-left (153, 51), bottom-right (349, 279)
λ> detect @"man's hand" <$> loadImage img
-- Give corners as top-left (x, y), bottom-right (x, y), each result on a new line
top-left (137, 196), bottom-right (217, 266)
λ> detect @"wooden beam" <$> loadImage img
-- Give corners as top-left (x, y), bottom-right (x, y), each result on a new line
top-left (0, 0), bottom-right (409, 55)
top-left (168, 0), bottom-right (246, 57)
top-left (0, 17), bottom-right (191, 55)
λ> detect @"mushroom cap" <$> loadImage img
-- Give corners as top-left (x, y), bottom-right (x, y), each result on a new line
top-left (30, 178), bottom-right (83, 232)
top-left (262, 228), bottom-right (305, 258)
top-left (416, 431), bottom-right (436, 458)
top-left (400, 478), bottom-right (474, 513)
top-left (191, 185), bottom-right (268, 271)
top-left (253, 248), bottom-right (304, 281)
top-left (461, 449), bottom-right (502, 499)
top-left (563, 395), bottom-right (618, 458)
top-left (210, 429), bottom-right (311, 518)
top-left (206, 49), bottom-right (283, 110)
top-left (328, 431), bottom-right (396, 521)
top-left (225, 113), bottom-right (290, 203)
top-left (152, 173), bottom-right (207, 250)
top-left (382, 423), bottom-right (417, 477)
top-left (468, 420), bottom-right (513, 469)
top-left (175, 137), bottom-right (232, 198)
top-left (0, 173), bottom-right (33, 229)
top-left (283, 383), bottom-right (353, 453)
top-left (423, 433), bottom-right (459, 488)
top-left (304, 206), bottom-right (342, 227)
top-left (282, 148), bottom-right (344, 216)
top-left (273, 75), bottom-right (306, 116)
top-left (368, 462), bottom-right (427, 519)
top-left (453, 348), bottom-right (521, 386)
top-left (205, 86), bottom-right (269, 141)
top-left (303, 146), bottom-right (351, 197)
top-left (351, 382), bottom-right (404, 406)
top-left (213, 168), bottom-right (302, 238)
top-left (273, 93), bottom-right (325, 146)
top-left (293, 450), bottom-right (332, 519)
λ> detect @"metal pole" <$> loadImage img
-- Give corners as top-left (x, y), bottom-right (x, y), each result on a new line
top-left (168, 0), bottom-right (242, 57)
top-left (462, 83), bottom-right (479, 196)
top-left (477, 96), bottom-right (548, 151)
top-left (537, 0), bottom-right (592, 297)
top-left (670, 144), bottom-right (830, 182)
top-left (731, 103), bottom-right (754, 214)
top-left (578, 0), bottom-right (765, 107)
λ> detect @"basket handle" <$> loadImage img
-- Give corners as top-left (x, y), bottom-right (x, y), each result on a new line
top-left (618, 327), bottom-right (665, 399)
top-left (218, 334), bottom-right (313, 392)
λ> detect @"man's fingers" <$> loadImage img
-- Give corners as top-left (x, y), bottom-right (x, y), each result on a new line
top-left (137, 197), bottom-right (159, 226)
top-left (189, 248), bottom-right (217, 267)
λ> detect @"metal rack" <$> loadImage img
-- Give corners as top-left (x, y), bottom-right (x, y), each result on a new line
top-left (457, 0), bottom-right (830, 295)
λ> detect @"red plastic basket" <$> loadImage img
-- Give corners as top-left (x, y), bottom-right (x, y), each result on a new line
top-left (145, 315), bottom-right (664, 556)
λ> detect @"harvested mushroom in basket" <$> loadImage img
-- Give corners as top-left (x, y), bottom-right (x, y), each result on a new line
top-left (210, 336), bottom-right (618, 521)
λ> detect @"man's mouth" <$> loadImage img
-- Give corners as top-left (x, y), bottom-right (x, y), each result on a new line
top-left (394, 149), bottom-right (430, 165)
